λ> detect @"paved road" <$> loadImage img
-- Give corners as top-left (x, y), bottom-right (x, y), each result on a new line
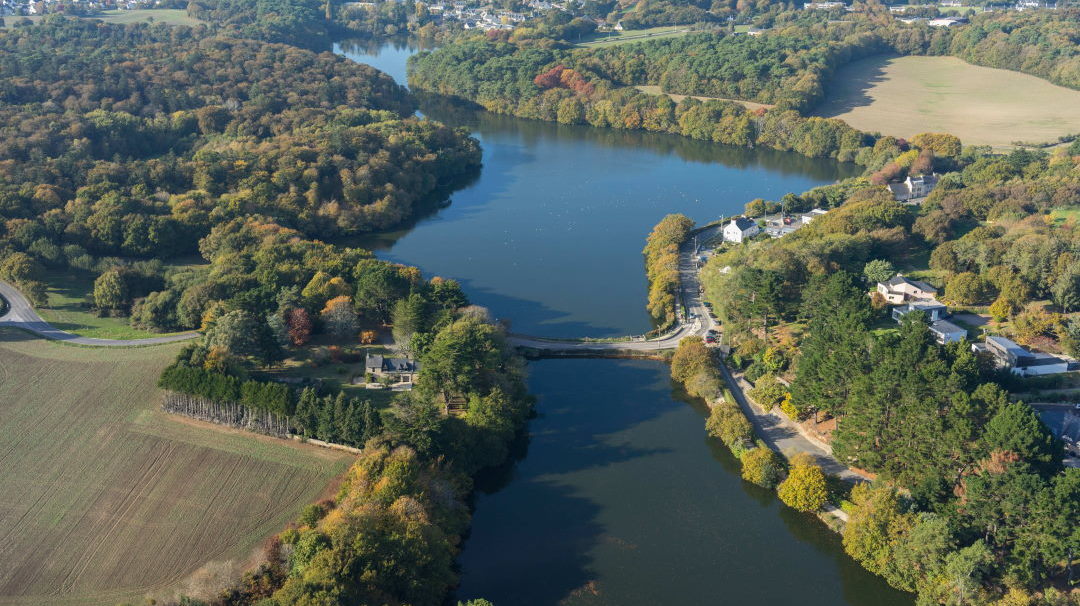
top-left (0, 280), bottom-right (199, 347)
top-left (508, 225), bottom-right (721, 352)
top-left (717, 362), bottom-right (865, 484)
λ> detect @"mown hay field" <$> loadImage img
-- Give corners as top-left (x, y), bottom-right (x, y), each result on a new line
top-left (0, 330), bottom-right (352, 606)
top-left (814, 55), bottom-right (1080, 148)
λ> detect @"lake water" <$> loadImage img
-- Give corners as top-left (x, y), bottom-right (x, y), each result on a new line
top-left (335, 39), bottom-right (859, 338)
top-left (335, 39), bottom-right (911, 606)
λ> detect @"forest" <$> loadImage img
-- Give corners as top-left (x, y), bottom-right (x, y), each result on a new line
top-left (0, 17), bottom-right (532, 606)
top-left (0, 18), bottom-right (479, 323)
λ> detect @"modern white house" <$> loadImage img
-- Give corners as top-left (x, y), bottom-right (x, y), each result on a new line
top-left (723, 217), bottom-right (760, 243)
top-left (973, 336), bottom-right (1070, 376)
top-left (893, 300), bottom-right (950, 323)
top-left (929, 319), bottom-right (968, 344)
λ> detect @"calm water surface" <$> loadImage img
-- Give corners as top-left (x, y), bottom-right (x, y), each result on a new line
top-left (335, 40), bottom-right (910, 605)
top-left (335, 39), bottom-right (859, 338)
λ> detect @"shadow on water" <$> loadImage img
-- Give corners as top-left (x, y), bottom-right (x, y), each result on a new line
top-left (454, 359), bottom-right (677, 606)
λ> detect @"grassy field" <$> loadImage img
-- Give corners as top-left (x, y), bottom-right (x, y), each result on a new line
top-left (35, 269), bottom-right (183, 340)
top-left (1, 9), bottom-right (199, 28)
top-left (635, 84), bottom-right (774, 111)
top-left (814, 55), bottom-right (1080, 148)
top-left (576, 25), bottom-right (693, 47)
top-left (0, 330), bottom-right (352, 606)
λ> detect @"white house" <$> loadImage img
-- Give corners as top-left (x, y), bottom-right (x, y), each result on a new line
top-left (929, 319), bottom-right (967, 344)
top-left (893, 300), bottom-right (950, 323)
top-left (723, 217), bottom-right (760, 243)
top-left (888, 174), bottom-right (939, 202)
top-left (876, 274), bottom-right (938, 304)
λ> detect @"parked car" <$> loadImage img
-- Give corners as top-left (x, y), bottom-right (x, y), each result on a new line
top-left (705, 335), bottom-right (717, 344)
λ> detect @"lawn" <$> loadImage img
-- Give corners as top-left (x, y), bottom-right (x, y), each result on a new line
top-left (0, 330), bottom-right (352, 606)
top-left (576, 25), bottom-right (694, 47)
top-left (813, 55), bottom-right (1080, 148)
top-left (35, 269), bottom-right (185, 340)
top-left (1048, 206), bottom-right (1080, 227)
top-left (635, 84), bottom-right (774, 111)
top-left (92, 8), bottom-right (199, 25)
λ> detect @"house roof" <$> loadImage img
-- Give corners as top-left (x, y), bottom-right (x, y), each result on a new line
top-left (728, 217), bottom-right (756, 231)
top-left (365, 354), bottom-right (420, 372)
top-left (883, 275), bottom-right (937, 293)
top-left (1022, 352), bottom-right (1067, 368)
top-left (986, 335), bottom-right (1029, 357)
top-left (929, 319), bottom-right (965, 336)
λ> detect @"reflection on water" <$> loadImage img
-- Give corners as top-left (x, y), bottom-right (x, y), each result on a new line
top-left (455, 359), bottom-right (913, 606)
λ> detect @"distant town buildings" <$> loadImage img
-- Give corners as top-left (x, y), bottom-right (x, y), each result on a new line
top-left (803, 1), bottom-right (845, 8)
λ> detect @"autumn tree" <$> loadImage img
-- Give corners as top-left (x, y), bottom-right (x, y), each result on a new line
top-left (322, 296), bottom-right (360, 340)
top-left (777, 457), bottom-right (828, 512)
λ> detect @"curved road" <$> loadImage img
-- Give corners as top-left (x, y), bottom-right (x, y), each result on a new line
top-left (0, 280), bottom-right (199, 347)
top-left (508, 225), bottom-right (721, 352)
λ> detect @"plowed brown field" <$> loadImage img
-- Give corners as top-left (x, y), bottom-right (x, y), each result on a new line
top-left (0, 329), bottom-right (351, 606)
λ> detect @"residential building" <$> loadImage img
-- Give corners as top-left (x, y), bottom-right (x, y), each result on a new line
top-left (892, 300), bottom-right (949, 323)
top-left (364, 354), bottom-right (421, 383)
top-left (876, 274), bottom-right (938, 304)
top-left (974, 336), bottom-right (1070, 376)
top-left (929, 319), bottom-right (967, 344)
top-left (803, 1), bottom-right (844, 8)
top-left (800, 208), bottom-right (828, 224)
top-left (888, 173), bottom-right (940, 201)
top-left (722, 216), bottom-right (760, 243)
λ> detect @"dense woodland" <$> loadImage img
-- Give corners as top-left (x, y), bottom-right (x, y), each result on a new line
top-left (0, 19), bottom-right (478, 322)
top-left (0, 17), bottom-right (534, 606)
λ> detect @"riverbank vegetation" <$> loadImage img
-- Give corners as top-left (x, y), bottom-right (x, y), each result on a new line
top-left (0, 17), bottom-right (533, 605)
top-left (643, 214), bottom-right (694, 329)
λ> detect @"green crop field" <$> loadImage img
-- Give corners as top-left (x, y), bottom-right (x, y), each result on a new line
top-left (0, 330), bottom-right (351, 606)
top-left (814, 55), bottom-right (1080, 148)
